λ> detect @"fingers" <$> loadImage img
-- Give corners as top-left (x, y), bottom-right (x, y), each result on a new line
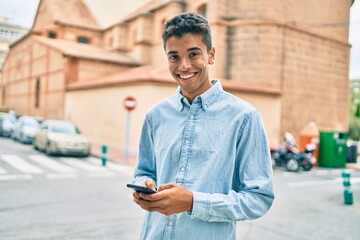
top-left (133, 191), bottom-right (142, 200)
top-left (144, 178), bottom-right (157, 191)
top-left (138, 192), bottom-right (161, 201)
top-left (158, 182), bottom-right (176, 191)
top-left (140, 182), bottom-right (176, 201)
top-left (134, 197), bottom-right (159, 211)
top-left (133, 196), bottom-right (174, 216)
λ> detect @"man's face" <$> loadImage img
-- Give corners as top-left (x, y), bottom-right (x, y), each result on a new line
top-left (165, 33), bottom-right (215, 102)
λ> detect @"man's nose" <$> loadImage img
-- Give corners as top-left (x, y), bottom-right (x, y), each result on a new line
top-left (179, 58), bottom-right (191, 71)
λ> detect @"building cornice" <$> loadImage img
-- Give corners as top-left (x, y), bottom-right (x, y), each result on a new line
top-left (66, 65), bottom-right (281, 97)
top-left (210, 19), bottom-right (350, 47)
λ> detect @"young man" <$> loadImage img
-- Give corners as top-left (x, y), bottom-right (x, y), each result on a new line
top-left (132, 12), bottom-right (274, 240)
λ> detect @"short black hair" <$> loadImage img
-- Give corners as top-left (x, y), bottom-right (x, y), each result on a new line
top-left (162, 12), bottom-right (212, 52)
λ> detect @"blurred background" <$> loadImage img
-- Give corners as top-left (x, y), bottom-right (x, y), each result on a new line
top-left (0, 0), bottom-right (359, 160)
top-left (0, 1), bottom-right (359, 240)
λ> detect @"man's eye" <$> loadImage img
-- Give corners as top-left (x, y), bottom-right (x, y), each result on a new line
top-left (169, 55), bottom-right (178, 61)
top-left (190, 52), bottom-right (199, 58)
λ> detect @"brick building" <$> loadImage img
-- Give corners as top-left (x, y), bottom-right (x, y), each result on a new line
top-left (0, 17), bottom-right (28, 109)
top-left (0, 0), bottom-right (354, 159)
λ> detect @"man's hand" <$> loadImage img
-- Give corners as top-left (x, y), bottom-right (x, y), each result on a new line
top-left (133, 182), bottom-right (193, 216)
top-left (141, 178), bottom-right (157, 191)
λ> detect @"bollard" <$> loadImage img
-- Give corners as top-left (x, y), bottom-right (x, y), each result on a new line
top-left (101, 145), bottom-right (108, 166)
top-left (341, 170), bottom-right (353, 205)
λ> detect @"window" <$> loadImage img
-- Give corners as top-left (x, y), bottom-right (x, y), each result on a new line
top-left (77, 37), bottom-right (90, 44)
top-left (48, 32), bottom-right (57, 39)
top-left (197, 4), bottom-right (207, 18)
top-left (35, 78), bottom-right (40, 108)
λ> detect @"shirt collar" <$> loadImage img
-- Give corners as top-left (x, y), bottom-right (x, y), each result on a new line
top-left (176, 80), bottom-right (223, 111)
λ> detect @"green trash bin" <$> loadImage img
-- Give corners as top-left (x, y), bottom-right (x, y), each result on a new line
top-left (319, 131), bottom-right (348, 167)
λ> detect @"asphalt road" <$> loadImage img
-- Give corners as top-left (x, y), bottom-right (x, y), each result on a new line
top-left (0, 137), bottom-right (144, 240)
top-left (1, 137), bottom-right (359, 240)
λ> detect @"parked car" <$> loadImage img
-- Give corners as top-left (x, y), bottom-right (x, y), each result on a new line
top-left (11, 116), bottom-right (41, 144)
top-left (33, 120), bottom-right (90, 156)
top-left (0, 113), bottom-right (17, 137)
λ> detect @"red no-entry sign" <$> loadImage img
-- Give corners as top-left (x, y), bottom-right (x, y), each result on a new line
top-left (123, 96), bottom-right (137, 111)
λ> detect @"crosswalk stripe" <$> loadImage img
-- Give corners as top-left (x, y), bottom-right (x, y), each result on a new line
top-left (0, 153), bottom-right (130, 180)
top-left (0, 174), bottom-right (33, 181)
top-left (59, 157), bottom-right (108, 172)
top-left (28, 155), bottom-right (76, 173)
top-left (0, 155), bottom-right (43, 174)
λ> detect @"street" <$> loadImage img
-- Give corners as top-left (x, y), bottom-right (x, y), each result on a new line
top-left (1, 137), bottom-right (360, 240)
top-left (0, 137), bottom-right (144, 240)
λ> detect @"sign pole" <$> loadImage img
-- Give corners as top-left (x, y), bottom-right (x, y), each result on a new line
top-left (125, 111), bottom-right (131, 162)
top-left (123, 96), bottom-right (137, 163)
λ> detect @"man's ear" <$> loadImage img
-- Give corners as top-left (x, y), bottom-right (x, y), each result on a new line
top-left (208, 47), bottom-right (215, 65)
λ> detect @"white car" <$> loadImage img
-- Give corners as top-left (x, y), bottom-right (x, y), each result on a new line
top-left (33, 120), bottom-right (90, 157)
top-left (12, 116), bottom-right (40, 144)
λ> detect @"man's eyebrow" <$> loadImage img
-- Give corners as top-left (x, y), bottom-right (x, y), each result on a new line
top-left (166, 47), bottom-right (202, 55)
top-left (187, 47), bottom-right (201, 51)
top-left (167, 51), bottom-right (178, 55)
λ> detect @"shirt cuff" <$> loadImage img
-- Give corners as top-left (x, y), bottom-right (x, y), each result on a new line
top-left (188, 191), bottom-right (211, 221)
top-left (133, 176), bottom-right (149, 185)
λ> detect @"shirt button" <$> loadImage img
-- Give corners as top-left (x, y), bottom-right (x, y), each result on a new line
top-left (204, 104), bottom-right (208, 108)
top-left (189, 115), bottom-right (194, 119)
top-left (168, 221), bottom-right (173, 226)
top-left (180, 167), bottom-right (185, 172)
top-left (185, 139), bottom-right (190, 144)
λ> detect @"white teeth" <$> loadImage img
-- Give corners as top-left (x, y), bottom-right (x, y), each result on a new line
top-left (179, 73), bottom-right (195, 79)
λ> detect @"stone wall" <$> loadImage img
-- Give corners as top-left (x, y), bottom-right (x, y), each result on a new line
top-left (281, 26), bottom-right (350, 135)
top-left (1, 38), bottom-right (66, 119)
top-left (65, 80), bottom-right (280, 153)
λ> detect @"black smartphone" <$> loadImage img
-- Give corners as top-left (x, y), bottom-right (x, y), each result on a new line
top-left (127, 183), bottom-right (157, 194)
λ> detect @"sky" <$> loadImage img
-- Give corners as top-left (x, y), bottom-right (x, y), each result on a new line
top-left (0, 0), bottom-right (359, 79)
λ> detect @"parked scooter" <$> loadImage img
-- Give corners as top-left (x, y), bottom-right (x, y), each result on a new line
top-left (270, 132), bottom-right (316, 172)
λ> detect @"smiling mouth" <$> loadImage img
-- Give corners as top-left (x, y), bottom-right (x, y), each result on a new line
top-left (178, 73), bottom-right (197, 80)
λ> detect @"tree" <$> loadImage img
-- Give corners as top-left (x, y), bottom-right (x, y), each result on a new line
top-left (349, 79), bottom-right (360, 140)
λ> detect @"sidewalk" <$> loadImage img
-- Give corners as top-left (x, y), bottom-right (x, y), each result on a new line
top-left (90, 142), bottom-right (137, 166)
top-left (90, 141), bottom-right (360, 171)
top-left (346, 161), bottom-right (360, 170)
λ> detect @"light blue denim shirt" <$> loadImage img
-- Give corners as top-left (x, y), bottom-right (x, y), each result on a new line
top-left (134, 80), bottom-right (274, 240)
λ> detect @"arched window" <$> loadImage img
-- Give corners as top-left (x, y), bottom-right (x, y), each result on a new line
top-left (197, 4), bottom-right (207, 18)
top-left (35, 78), bottom-right (40, 108)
